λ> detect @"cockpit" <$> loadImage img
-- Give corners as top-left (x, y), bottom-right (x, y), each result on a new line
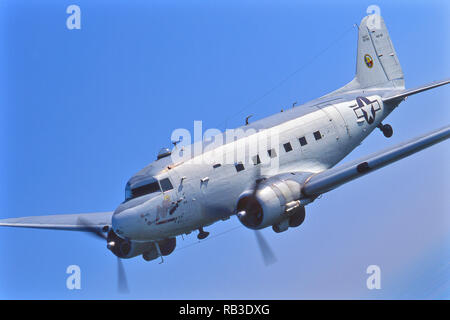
top-left (124, 177), bottom-right (174, 202)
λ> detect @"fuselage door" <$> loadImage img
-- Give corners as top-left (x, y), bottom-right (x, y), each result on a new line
top-left (316, 103), bottom-right (349, 142)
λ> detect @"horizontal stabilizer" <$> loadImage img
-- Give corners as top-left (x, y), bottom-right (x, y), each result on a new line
top-left (303, 125), bottom-right (450, 196)
top-left (383, 78), bottom-right (450, 103)
top-left (0, 211), bottom-right (112, 231)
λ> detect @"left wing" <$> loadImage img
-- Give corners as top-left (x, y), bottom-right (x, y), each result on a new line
top-left (0, 211), bottom-right (112, 231)
top-left (303, 125), bottom-right (450, 197)
top-left (383, 78), bottom-right (450, 103)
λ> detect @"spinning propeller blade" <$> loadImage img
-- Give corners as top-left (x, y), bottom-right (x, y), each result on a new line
top-left (254, 230), bottom-right (277, 266)
top-left (247, 168), bottom-right (277, 266)
top-left (78, 218), bottom-right (130, 293)
top-left (77, 217), bottom-right (107, 240)
top-left (117, 257), bottom-right (129, 294)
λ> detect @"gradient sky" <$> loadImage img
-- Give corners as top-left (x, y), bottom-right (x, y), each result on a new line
top-left (0, 0), bottom-right (449, 299)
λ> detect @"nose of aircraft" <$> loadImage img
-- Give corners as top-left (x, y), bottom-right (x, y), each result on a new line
top-left (112, 208), bottom-right (138, 239)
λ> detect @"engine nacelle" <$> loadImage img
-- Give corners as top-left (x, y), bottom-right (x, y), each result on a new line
top-left (142, 238), bottom-right (176, 261)
top-left (107, 230), bottom-right (176, 260)
top-left (236, 172), bottom-right (311, 230)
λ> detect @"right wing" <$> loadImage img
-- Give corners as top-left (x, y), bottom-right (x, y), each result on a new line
top-left (303, 125), bottom-right (450, 197)
top-left (0, 211), bottom-right (113, 232)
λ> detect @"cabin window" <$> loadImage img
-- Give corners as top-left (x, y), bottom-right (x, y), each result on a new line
top-left (213, 163), bottom-right (221, 169)
top-left (268, 148), bottom-right (277, 158)
top-left (299, 136), bottom-right (307, 146)
top-left (235, 162), bottom-right (245, 172)
top-left (283, 142), bottom-right (293, 152)
top-left (252, 155), bottom-right (261, 165)
top-left (160, 178), bottom-right (174, 192)
top-left (314, 131), bottom-right (322, 140)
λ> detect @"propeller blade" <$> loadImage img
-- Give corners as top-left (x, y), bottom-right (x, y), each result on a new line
top-left (78, 218), bottom-right (129, 293)
top-left (77, 217), bottom-right (107, 240)
top-left (254, 230), bottom-right (277, 266)
top-left (117, 257), bottom-right (129, 294)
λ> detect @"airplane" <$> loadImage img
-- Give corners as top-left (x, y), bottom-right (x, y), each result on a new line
top-left (1, 13), bottom-right (449, 292)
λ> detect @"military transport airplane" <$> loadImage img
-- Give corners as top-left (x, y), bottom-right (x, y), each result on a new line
top-left (1, 13), bottom-right (449, 292)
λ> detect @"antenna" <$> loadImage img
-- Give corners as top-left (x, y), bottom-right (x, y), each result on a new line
top-left (172, 137), bottom-right (182, 148)
top-left (245, 115), bottom-right (253, 125)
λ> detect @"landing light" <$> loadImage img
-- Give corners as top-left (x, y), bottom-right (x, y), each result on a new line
top-left (237, 211), bottom-right (246, 217)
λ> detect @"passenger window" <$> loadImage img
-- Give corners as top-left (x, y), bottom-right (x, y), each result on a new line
top-left (299, 136), bottom-right (307, 146)
top-left (213, 163), bottom-right (221, 169)
top-left (314, 131), bottom-right (322, 140)
top-left (252, 155), bottom-right (261, 165)
top-left (235, 162), bottom-right (245, 172)
top-left (160, 178), bottom-right (174, 192)
top-left (267, 148), bottom-right (277, 158)
top-left (283, 142), bottom-right (293, 152)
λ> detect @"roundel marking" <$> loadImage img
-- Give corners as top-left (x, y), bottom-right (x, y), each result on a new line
top-left (364, 54), bottom-right (374, 68)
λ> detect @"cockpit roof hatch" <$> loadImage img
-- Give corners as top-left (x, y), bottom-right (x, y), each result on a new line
top-left (157, 148), bottom-right (171, 160)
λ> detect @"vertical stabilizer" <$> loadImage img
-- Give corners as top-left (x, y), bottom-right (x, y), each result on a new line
top-left (325, 14), bottom-right (405, 97)
top-left (355, 14), bottom-right (404, 89)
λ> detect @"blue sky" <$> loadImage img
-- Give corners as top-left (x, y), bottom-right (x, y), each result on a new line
top-left (0, 0), bottom-right (449, 299)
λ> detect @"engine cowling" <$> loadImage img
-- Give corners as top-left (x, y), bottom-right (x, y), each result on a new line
top-left (142, 238), bottom-right (176, 261)
top-left (236, 172), bottom-right (311, 231)
top-left (107, 230), bottom-right (176, 260)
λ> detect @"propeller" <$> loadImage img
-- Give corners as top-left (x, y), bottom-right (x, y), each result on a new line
top-left (77, 218), bottom-right (129, 293)
top-left (247, 170), bottom-right (277, 266)
top-left (77, 218), bottom-right (107, 240)
top-left (254, 230), bottom-right (277, 266)
top-left (117, 256), bottom-right (129, 293)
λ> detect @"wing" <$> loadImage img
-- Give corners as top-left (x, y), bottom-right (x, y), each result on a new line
top-left (303, 125), bottom-right (450, 197)
top-left (0, 211), bottom-right (112, 231)
top-left (382, 78), bottom-right (449, 103)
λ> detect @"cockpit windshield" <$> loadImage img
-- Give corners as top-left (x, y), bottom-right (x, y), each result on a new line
top-left (124, 180), bottom-right (161, 202)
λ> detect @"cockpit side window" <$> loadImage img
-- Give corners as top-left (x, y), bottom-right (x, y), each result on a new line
top-left (125, 183), bottom-right (132, 201)
top-left (124, 180), bottom-right (161, 201)
top-left (132, 181), bottom-right (161, 198)
top-left (160, 178), bottom-right (174, 192)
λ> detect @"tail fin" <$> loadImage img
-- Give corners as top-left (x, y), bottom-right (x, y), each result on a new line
top-left (355, 14), bottom-right (404, 89)
top-left (328, 14), bottom-right (405, 96)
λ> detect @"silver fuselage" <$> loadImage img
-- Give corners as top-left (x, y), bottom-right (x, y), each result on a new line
top-left (112, 91), bottom-right (399, 241)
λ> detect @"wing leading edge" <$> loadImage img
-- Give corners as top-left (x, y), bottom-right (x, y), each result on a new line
top-left (303, 125), bottom-right (450, 197)
top-left (382, 78), bottom-right (450, 103)
top-left (0, 211), bottom-right (113, 231)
